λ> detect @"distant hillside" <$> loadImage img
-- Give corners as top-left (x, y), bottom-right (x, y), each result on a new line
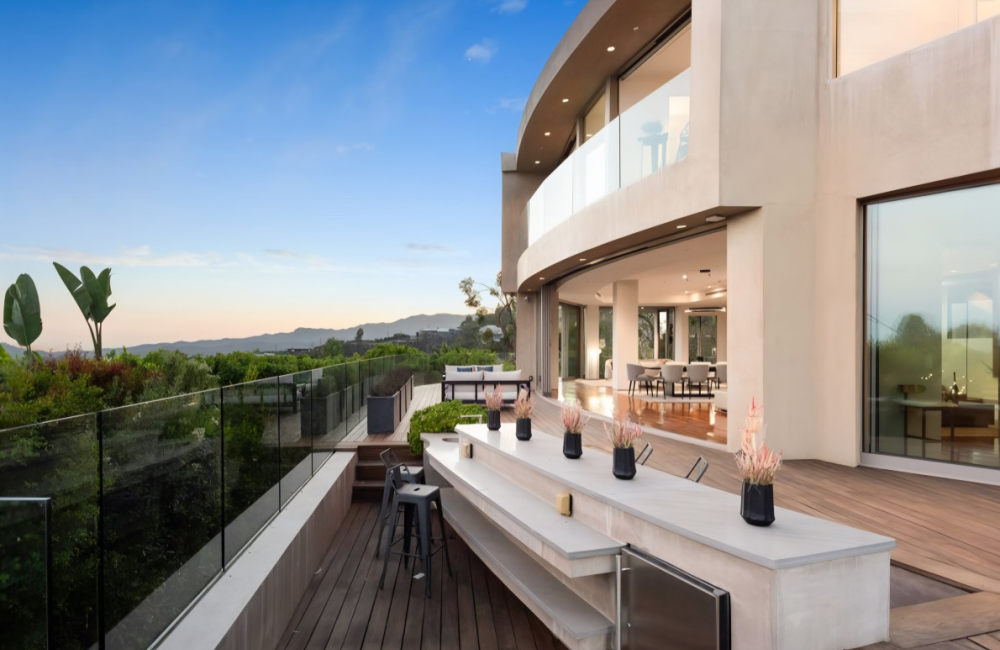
top-left (108, 313), bottom-right (468, 357)
top-left (1, 342), bottom-right (23, 360)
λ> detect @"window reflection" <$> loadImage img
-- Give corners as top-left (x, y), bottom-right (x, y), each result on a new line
top-left (838, 0), bottom-right (1000, 76)
top-left (867, 184), bottom-right (1000, 468)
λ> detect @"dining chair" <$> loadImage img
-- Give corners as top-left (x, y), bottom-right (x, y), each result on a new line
top-left (685, 364), bottom-right (711, 397)
top-left (713, 363), bottom-right (728, 389)
top-left (626, 364), bottom-right (659, 396)
top-left (659, 364), bottom-right (684, 397)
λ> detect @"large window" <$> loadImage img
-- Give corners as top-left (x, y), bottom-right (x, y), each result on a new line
top-left (583, 92), bottom-right (606, 143)
top-left (866, 183), bottom-right (1000, 469)
top-left (688, 315), bottom-right (717, 363)
top-left (838, 0), bottom-right (1000, 76)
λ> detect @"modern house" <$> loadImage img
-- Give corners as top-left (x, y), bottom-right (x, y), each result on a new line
top-left (502, 0), bottom-right (1000, 482)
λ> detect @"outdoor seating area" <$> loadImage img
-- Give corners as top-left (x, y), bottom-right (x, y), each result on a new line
top-left (440, 365), bottom-right (532, 403)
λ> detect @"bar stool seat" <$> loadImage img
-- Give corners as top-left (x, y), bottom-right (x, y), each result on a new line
top-left (379, 464), bottom-right (452, 598)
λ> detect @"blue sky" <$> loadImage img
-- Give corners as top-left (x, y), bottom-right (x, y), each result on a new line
top-left (0, 0), bottom-right (579, 350)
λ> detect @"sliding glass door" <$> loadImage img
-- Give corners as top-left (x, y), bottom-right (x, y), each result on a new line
top-left (559, 303), bottom-right (582, 379)
top-left (688, 315), bottom-right (718, 363)
top-left (866, 183), bottom-right (1000, 469)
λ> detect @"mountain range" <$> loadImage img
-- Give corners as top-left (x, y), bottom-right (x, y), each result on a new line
top-left (1, 313), bottom-right (468, 359)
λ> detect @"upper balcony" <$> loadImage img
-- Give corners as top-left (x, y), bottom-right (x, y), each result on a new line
top-left (526, 66), bottom-right (691, 247)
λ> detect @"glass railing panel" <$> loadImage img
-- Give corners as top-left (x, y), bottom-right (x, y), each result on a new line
top-left (620, 68), bottom-right (691, 188)
top-left (527, 187), bottom-right (545, 245)
top-left (0, 497), bottom-right (51, 650)
top-left (0, 414), bottom-right (99, 650)
top-left (572, 120), bottom-right (620, 211)
top-left (222, 377), bottom-right (280, 566)
top-left (542, 155), bottom-right (574, 233)
top-left (100, 391), bottom-right (223, 650)
top-left (278, 372), bottom-right (313, 506)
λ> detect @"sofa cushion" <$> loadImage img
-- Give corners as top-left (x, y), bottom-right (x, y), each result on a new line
top-left (444, 369), bottom-right (483, 400)
top-left (445, 365), bottom-right (476, 373)
top-left (483, 369), bottom-right (524, 400)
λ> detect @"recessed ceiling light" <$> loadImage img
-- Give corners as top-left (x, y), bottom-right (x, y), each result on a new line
top-left (544, 132), bottom-right (550, 136)
top-left (579, 258), bottom-right (587, 262)
top-left (682, 275), bottom-right (687, 279)
top-left (633, 26), bottom-right (639, 31)
top-left (676, 224), bottom-right (687, 229)
top-left (562, 98), bottom-right (569, 103)
top-left (607, 46), bottom-right (615, 52)
top-left (586, 133), bottom-right (592, 137)
top-left (539, 277), bottom-right (545, 280)
top-left (535, 160), bottom-right (541, 164)
top-left (706, 215), bottom-right (726, 223)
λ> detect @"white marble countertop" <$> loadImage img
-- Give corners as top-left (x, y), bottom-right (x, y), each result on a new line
top-left (455, 424), bottom-right (895, 570)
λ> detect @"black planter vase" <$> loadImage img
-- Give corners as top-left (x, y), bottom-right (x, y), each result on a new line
top-left (563, 432), bottom-right (582, 459)
top-left (740, 482), bottom-right (775, 527)
top-left (613, 447), bottom-right (636, 480)
top-left (516, 418), bottom-right (532, 440)
top-left (487, 410), bottom-right (501, 431)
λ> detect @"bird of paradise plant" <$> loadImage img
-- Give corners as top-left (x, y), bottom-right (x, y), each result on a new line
top-left (734, 398), bottom-right (782, 485)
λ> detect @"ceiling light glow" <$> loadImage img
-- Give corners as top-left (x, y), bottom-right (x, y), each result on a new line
top-left (562, 98), bottom-right (569, 103)
top-left (676, 224), bottom-right (687, 229)
top-left (607, 46), bottom-right (615, 52)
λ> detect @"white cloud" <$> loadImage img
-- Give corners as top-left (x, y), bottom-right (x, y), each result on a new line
top-left (465, 39), bottom-right (498, 63)
top-left (0, 245), bottom-right (218, 268)
top-left (407, 243), bottom-right (452, 253)
top-left (492, 0), bottom-right (527, 14)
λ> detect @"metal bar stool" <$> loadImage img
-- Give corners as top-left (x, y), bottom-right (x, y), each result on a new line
top-left (378, 464), bottom-right (452, 598)
top-left (375, 449), bottom-right (424, 559)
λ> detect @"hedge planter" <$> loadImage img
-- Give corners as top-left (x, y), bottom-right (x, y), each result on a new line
top-left (612, 447), bottom-right (636, 480)
top-left (740, 482), bottom-right (775, 527)
top-left (368, 376), bottom-right (414, 434)
top-left (516, 418), bottom-right (532, 440)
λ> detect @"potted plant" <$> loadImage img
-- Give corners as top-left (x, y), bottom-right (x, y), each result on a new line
top-left (561, 400), bottom-right (589, 459)
top-left (485, 386), bottom-right (503, 430)
top-left (605, 412), bottom-right (641, 480)
top-left (514, 388), bottom-right (532, 440)
top-left (734, 399), bottom-right (782, 526)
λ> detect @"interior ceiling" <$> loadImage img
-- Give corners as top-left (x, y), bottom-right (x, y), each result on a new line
top-left (556, 230), bottom-right (727, 308)
top-left (514, 0), bottom-right (690, 172)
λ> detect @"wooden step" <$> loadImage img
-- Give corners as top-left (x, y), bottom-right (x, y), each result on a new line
top-left (441, 488), bottom-right (614, 650)
top-left (353, 443), bottom-right (420, 463)
top-left (355, 460), bottom-right (387, 482)
top-left (351, 479), bottom-right (385, 502)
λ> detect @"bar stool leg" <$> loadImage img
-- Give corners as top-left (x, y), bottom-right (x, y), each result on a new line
top-left (402, 503), bottom-right (414, 568)
top-left (436, 493), bottom-right (453, 577)
top-left (418, 502), bottom-right (433, 598)
top-left (379, 494), bottom-right (400, 590)
top-left (375, 478), bottom-right (393, 559)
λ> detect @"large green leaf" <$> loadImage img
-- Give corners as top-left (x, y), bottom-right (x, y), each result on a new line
top-left (2, 274), bottom-right (43, 348)
top-left (53, 262), bottom-right (92, 318)
top-left (80, 266), bottom-right (114, 323)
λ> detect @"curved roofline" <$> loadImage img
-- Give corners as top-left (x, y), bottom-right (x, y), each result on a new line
top-left (513, 0), bottom-right (689, 173)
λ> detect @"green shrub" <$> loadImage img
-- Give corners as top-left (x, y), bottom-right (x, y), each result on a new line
top-left (427, 345), bottom-right (497, 374)
top-left (407, 400), bottom-right (487, 456)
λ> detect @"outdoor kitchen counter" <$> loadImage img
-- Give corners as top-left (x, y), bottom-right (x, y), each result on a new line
top-left (454, 423), bottom-right (895, 570)
top-left (437, 423), bottom-right (895, 650)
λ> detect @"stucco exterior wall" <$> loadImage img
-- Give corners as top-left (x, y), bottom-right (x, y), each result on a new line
top-left (504, 0), bottom-right (1000, 466)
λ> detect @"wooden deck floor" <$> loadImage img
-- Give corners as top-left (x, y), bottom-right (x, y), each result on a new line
top-left (277, 501), bottom-right (570, 650)
top-left (518, 395), bottom-right (1000, 594)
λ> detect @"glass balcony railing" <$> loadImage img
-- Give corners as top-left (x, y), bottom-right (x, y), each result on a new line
top-left (527, 68), bottom-right (691, 246)
top-left (0, 354), bottom-right (429, 650)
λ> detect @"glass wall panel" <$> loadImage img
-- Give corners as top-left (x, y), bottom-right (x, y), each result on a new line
top-left (688, 315), bottom-right (718, 363)
top-left (839, 0), bottom-right (999, 76)
top-left (599, 307), bottom-right (614, 379)
top-left (559, 304), bottom-right (582, 378)
top-left (583, 92), bottom-right (606, 143)
top-left (619, 23), bottom-right (692, 113)
top-left (620, 68), bottom-right (691, 187)
top-left (222, 378), bottom-right (280, 565)
top-left (867, 184), bottom-right (1000, 468)
top-left (639, 308), bottom-right (657, 359)
top-left (0, 414), bottom-right (98, 649)
top-left (101, 391), bottom-right (222, 650)
top-left (0, 498), bottom-right (50, 650)
top-left (658, 308), bottom-right (676, 360)
top-left (278, 372), bottom-right (312, 507)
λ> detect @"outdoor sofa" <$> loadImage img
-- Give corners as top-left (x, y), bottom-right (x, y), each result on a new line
top-left (440, 365), bottom-right (532, 404)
